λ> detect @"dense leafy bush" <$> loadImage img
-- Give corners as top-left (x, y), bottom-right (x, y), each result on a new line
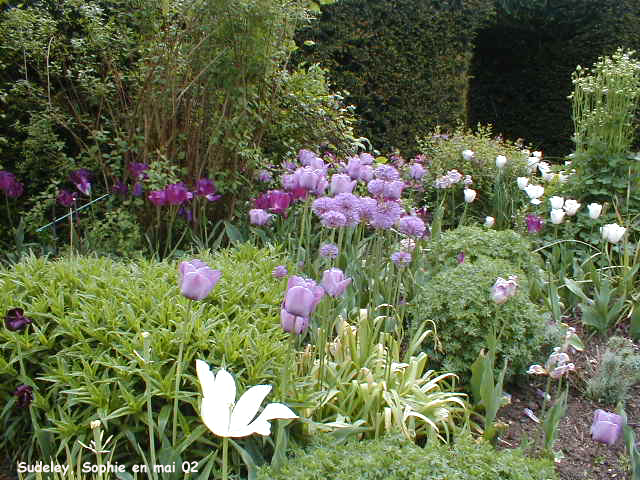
top-left (410, 256), bottom-right (546, 382)
top-left (0, 245), bottom-right (294, 471)
top-left (586, 336), bottom-right (640, 405)
top-left (257, 433), bottom-right (557, 480)
top-left (295, 0), bottom-right (495, 153)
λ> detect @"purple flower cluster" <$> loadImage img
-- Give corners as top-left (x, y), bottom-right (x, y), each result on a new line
top-left (397, 215), bottom-right (426, 238)
top-left (391, 251), bottom-right (412, 267)
top-left (148, 178), bottom-right (220, 209)
top-left (0, 171), bottom-right (24, 198)
top-left (319, 243), bottom-right (339, 259)
top-left (345, 154), bottom-right (374, 181)
top-left (526, 214), bottom-right (544, 233)
top-left (434, 169), bottom-right (463, 189)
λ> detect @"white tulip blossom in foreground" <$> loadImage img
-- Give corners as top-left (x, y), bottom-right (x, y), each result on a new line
top-left (196, 359), bottom-right (297, 438)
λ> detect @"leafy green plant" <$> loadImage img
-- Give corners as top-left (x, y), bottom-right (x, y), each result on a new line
top-left (257, 433), bottom-right (558, 480)
top-left (411, 256), bottom-right (546, 382)
top-left (586, 336), bottom-right (640, 405)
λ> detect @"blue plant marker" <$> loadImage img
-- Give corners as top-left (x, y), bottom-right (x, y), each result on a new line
top-left (36, 193), bottom-right (111, 232)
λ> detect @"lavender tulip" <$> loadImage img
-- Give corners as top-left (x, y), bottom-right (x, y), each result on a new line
top-left (591, 409), bottom-right (623, 446)
top-left (179, 259), bottom-right (221, 300)
top-left (321, 268), bottom-right (352, 297)
top-left (249, 209), bottom-right (272, 226)
top-left (280, 309), bottom-right (309, 335)
top-left (397, 215), bottom-right (426, 238)
top-left (490, 275), bottom-right (518, 304)
top-left (283, 276), bottom-right (324, 318)
top-left (330, 174), bottom-right (356, 195)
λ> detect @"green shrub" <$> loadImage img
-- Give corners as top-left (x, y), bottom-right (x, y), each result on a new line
top-left (257, 433), bottom-right (557, 480)
top-left (410, 256), bottom-right (546, 382)
top-left (586, 336), bottom-right (640, 405)
top-left (0, 245), bottom-right (294, 472)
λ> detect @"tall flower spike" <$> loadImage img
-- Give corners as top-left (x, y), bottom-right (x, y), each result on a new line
top-left (196, 360), bottom-right (297, 438)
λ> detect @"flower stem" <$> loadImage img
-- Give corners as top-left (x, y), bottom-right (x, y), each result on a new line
top-left (173, 300), bottom-right (192, 445)
top-left (222, 437), bottom-right (229, 480)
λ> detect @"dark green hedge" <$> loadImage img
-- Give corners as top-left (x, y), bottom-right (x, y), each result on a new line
top-left (470, 0), bottom-right (640, 156)
top-left (295, 0), bottom-right (495, 154)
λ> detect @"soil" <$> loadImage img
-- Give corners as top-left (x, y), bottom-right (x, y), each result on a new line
top-left (498, 318), bottom-right (640, 480)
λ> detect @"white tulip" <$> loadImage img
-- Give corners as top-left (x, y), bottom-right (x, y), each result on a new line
top-left (517, 177), bottom-right (529, 189)
top-left (550, 209), bottom-right (565, 225)
top-left (495, 155), bottom-right (507, 168)
top-left (563, 199), bottom-right (581, 216)
top-left (196, 360), bottom-right (297, 438)
top-left (462, 149), bottom-right (474, 161)
top-left (464, 188), bottom-right (477, 203)
top-left (484, 216), bottom-right (495, 227)
top-left (527, 157), bottom-right (540, 172)
top-left (587, 203), bottom-right (602, 219)
top-left (549, 196), bottom-right (565, 209)
top-left (532, 151), bottom-right (543, 158)
top-left (601, 223), bottom-right (626, 244)
top-left (524, 184), bottom-right (544, 205)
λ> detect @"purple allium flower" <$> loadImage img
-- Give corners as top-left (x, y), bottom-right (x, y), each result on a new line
top-left (5, 308), bottom-right (33, 332)
top-left (148, 189), bottom-right (167, 206)
top-left (370, 200), bottom-right (404, 229)
top-left (0, 171), bottom-right (16, 192)
top-left (359, 152), bottom-right (375, 165)
top-left (272, 265), bottom-right (288, 278)
top-left (195, 178), bottom-right (221, 202)
top-left (526, 214), bottom-right (544, 233)
top-left (319, 243), bottom-right (339, 259)
top-left (257, 170), bottom-right (273, 183)
top-left (320, 211), bottom-right (347, 228)
top-left (179, 259), bottom-right (221, 301)
top-left (409, 163), bottom-right (425, 180)
top-left (456, 251), bottom-right (465, 264)
top-left (165, 182), bottom-right (192, 205)
top-left (13, 385), bottom-right (33, 408)
top-left (367, 179), bottom-right (385, 197)
top-left (57, 189), bottom-right (77, 207)
top-left (447, 169), bottom-right (463, 184)
top-left (397, 215), bottom-right (426, 238)
top-left (298, 149), bottom-right (318, 166)
top-left (112, 180), bottom-right (128, 196)
top-left (374, 164), bottom-right (400, 181)
top-left (330, 173), bottom-right (356, 195)
top-left (127, 162), bottom-right (149, 180)
top-left (312, 196), bottom-right (336, 216)
top-left (280, 309), bottom-right (309, 335)
top-left (391, 251), bottom-right (412, 267)
top-left (332, 192), bottom-right (361, 226)
top-left (249, 208), bottom-right (272, 226)
top-left (382, 180), bottom-right (405, 200)
top-left (281, 173), bottom-right (298, 191)
top-left (358, 196), bottom-right (378, 222)
top-left (132, 182), bottom-right (143, 197)
top-left (70, 169), bottom-right (92, 195)
top-left (321, 268), bottom-right (352, 297)
top-left (591, 410), bottom-right (623, 446)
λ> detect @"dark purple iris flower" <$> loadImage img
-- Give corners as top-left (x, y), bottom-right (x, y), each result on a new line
top-left (132, 183), bottom-right (143, 197)
top-left (57, 189), bottom-right (77, 207)
top-left (112, 180), bottom-right (129, 196)
top-left (195, 178), bottom-right (221, 202)
top-left (13, 385), bottom-right (33, 408)
top-left (254, 190), bottom-right (292, 216)
top-left (526, 214), bottom-right (544, 234)
top-left (0, 171), bottom-right (24, 198)
top-left (5, 308), bottom-right (33, 332)
top-left (165, 183), bottom-right (192, 205)
top-left (127, 162), bottom-right (149, 181)
top-left (70, 169), bottom-right (92, 195)
top-left (179, 206), bottom-right (193, 222)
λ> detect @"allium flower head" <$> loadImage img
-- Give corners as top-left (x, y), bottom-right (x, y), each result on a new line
top-left (332, 192), bottom-right (361, 226)
top-left (311, 196), bottom-right (335, 216)
top-left (249, 209), bottom-right (272, 226)
top-left (374, 164), bottom-right (400, 181)
top-left (397, 215), bottom-right (426, 238)
top-left (391, 251), bottom-right (412, 267)
top-left (319, 243), bottom-right (339, 259)
top-left (370, 200), bottom-right (404, 229)
top-left (320, 211), bottom-right (347, 228)
top-left (409, 163), bottom-right (425, 180)
top-left (272, 265), bottom-right (288, 278)
top-left (358, 196), bottom-right (378, 222)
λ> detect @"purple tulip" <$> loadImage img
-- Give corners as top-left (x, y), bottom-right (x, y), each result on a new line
top-left (127, 162), bottom-right (149, 181)
top-left (591, 410), bottom-right (623, 446)
top-left (70, 169), bottom-right (92, 195)
top-left (280, 309), bottom-right (309, 335)
top-left (272, 265), bottom-right (288, 278)
top-left (13, 385), bottom-right (33, 408)
top-left (195, 178), bottom-right (221, 202)
top-left (0, 171), bottom-right (16, 192)
top-left (283, 276), bottom-right (324, 318)
top-left (490, 276), bottom-right (518, 304)
top-left (249, 208), bottom-right (272, 226)
top-left (330, 174), bottom-right (356, 195)
top-left (148, 190), bottom-right (167, 206)
top-left (57, 189), bottom-right (77, 207)
top-left (6, 180), bottom-right (23, 198)
top-left (268, 190), bottom-right (292, 215)
top-left (526, 214), bottom-right (544, 234)
top-left (298, 149), bottom-right (318, 166)
top-left (321, 268), bottom-right (352, 297)
top-left (178, 259), bottom-right (221, 300)
top-left (5, 308), bottom-right (33, 332)
top-left (165, 183), bottom-right (192, 205)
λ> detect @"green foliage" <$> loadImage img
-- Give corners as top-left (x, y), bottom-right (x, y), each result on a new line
top-left (294, 0), bottom-right (495, 153)
top-left (411, 255), bottom-right (546, 382)
top-left (586, 336), bottom-right (640, 405)
top-left (0, 245), bottom-right (293, 473)
top-left (257, 433), bottom-right (557, 480)
top-left (415, 125), bottom-right (529, 228)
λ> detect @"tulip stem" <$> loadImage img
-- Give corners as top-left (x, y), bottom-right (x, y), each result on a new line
top-left (173, 300), bottom-right (192, 445)
top-left (222, 437), bottom-right (229, 480)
